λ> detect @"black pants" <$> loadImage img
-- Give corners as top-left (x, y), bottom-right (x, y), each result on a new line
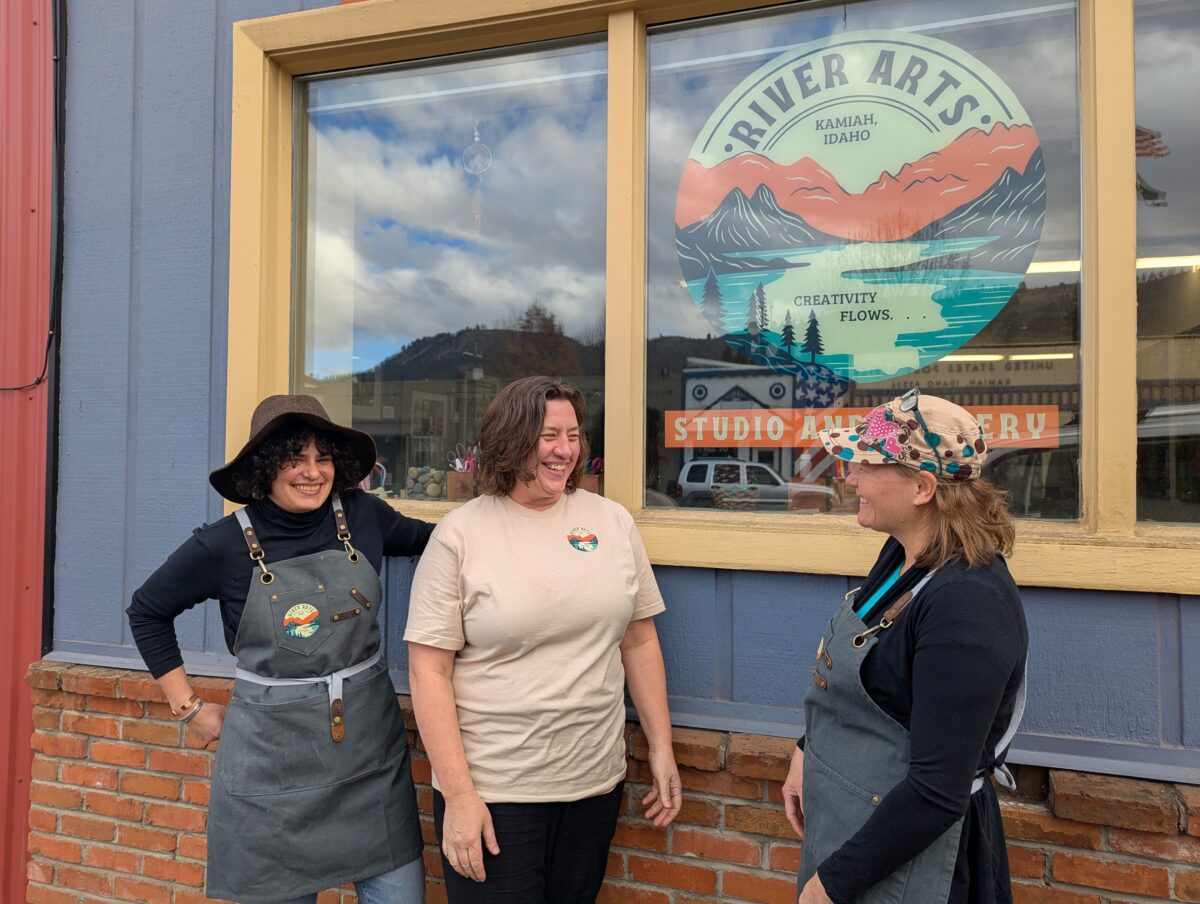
top-left (433, 782), bottom-right (623, 903)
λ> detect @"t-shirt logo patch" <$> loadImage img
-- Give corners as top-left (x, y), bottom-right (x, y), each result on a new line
top-left (282, 603), bottom-right (320, 639)
top-left (566, 527), bottom-right (599, 552)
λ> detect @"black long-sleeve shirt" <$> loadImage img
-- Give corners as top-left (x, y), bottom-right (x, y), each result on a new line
top-left (804, 537), bottom-right (1028, 904)
top-left (127, 491), bottom-right (433, 677)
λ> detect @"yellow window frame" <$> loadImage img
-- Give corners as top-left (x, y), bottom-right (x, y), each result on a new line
top-left (226, 0), bottom-right (1200, 593)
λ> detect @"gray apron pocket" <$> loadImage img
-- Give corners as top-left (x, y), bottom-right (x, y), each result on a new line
top-left (801, 747), bottom-right (884, 867)
top-left (268, 585), bottom-right (331, 657)
top-left (802, 746), bottom-right (916, 904)
top-left (217, 665), bottom-right (404, 797)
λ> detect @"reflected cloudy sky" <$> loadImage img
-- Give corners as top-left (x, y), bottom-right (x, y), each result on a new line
top-left (294, 0), bottom-right (1193, 374)
top-left (1134, 0), bottom-right (1199, 256)
top-left (300, 39), bottom-right (607, 377)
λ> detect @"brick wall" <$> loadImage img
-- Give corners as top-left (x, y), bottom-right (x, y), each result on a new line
top-left (24, 662), bottom-right (1200, 904)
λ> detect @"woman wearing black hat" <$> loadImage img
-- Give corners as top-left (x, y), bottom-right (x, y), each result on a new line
top-left (127, 394), bottom-right (432, 904)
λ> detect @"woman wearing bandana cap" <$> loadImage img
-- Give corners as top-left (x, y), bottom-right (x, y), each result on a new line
top-left (782, 388), bottom-right (1028, 904)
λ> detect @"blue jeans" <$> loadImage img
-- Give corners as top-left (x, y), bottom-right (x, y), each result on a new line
top-left (269, 856), bottom-right (425, 904)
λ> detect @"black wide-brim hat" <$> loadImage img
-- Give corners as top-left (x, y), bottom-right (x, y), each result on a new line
top-left (209, 394), bottom-right (377, 504)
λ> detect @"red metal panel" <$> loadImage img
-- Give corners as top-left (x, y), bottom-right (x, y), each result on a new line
top-left (0, 0), bottom-right (52, 897)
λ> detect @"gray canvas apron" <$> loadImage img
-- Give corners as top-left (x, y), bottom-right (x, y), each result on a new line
top-left (799, 573), bottom-right (1026, 904)
top-left (206, 494), bottom-right (423, 904)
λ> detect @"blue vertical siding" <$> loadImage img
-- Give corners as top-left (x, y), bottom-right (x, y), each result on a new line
top-left (654, 568), bottom-right (722, 699)
top-left (47, 0), bottom-right (1199, 783)
top-left (1021, 588), bottom-right (1164, 744)
top-left (52, 0), bottom-right (340, 664)
top-left (1182, 597), bottom-right (1200, 749)
top-left (56, 0), bottom-right (138, 658)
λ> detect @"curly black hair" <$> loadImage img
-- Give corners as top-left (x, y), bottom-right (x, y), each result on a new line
top-left (230, 423), bottom-right (362, 502)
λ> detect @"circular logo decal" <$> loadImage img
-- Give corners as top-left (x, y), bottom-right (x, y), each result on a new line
top-left (282, 603), bottom-right (321, 639)
top-left (566, 527), bottom-right (599, 552)
top-left (675, 30), bottom-right (1045, 384)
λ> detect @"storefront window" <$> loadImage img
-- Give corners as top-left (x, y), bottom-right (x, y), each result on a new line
top-left (295, 39), bottom-right (607, 501)
top-left (1134, 0), bottom-right (1200, 524)
top-left (645, 1), bottom-right (1081, 517)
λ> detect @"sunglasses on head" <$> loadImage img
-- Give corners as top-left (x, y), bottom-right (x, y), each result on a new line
top-left (897, 388), bottom-right (945, 477)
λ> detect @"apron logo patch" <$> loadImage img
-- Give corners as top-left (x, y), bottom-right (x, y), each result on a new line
top-left (566, 527), bottom-right (599, 552)
top-left (282, 603), bottom-right (321, 639)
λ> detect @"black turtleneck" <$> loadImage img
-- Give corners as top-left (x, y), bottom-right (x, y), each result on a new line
top-left (127, 490), bottom-right (433, 677)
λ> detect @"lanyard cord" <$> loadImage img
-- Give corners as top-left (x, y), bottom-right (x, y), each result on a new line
top-left (854, 565), bottom-right (903, 619)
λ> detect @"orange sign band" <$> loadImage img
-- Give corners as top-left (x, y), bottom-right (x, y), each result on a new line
top-left (666, 406), bottom-right (1061, 449)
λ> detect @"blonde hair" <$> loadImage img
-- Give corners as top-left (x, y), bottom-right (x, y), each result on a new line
top-left (909, 473), bottom-right (1016, 569)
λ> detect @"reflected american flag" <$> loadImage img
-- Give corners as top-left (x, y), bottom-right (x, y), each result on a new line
top-left (1136, 125), bottom-right (1170, 158)
top-left (1135, 125), bottom-right (1170, 207)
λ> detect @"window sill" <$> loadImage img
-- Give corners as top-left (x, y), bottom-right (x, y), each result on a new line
top-left (388, 497), bottom-right (1200, 594)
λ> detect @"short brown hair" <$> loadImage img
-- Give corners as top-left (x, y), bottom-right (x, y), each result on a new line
top-left (475, 376), bottom-right (590, 497)
top-left (910, 473), bottom-right (1016, 569)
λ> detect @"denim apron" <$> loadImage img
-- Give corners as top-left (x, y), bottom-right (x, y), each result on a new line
top-left (799, 573), bottom-right (1025, 904)
top-left (205, 494), bottom-right (423, 903)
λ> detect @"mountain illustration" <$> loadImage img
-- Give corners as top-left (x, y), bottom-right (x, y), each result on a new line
top-left (676, 146), bottom-right (1046, 284)
top-left (676, 184), bottom-right (841, 281)
top-left (676, 123), bottom-right (1040, 242)
top-left (283, 610), bottom-right (319, 627)
top-left (905, 148), bottom-right (1046, 272)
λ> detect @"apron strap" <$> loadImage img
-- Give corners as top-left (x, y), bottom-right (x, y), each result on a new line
top-left (330, 493), bottom-right (361, 564)
top-left (851, 569), bottom-right (939, 649)
top-left (971, 659), bottom-right (1028, 795)
top-left (235, 508), bottom-right (275, 585)
top-left (234, 650), bottom-right (383, 744)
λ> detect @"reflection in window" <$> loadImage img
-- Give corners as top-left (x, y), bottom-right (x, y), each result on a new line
top-left (296, 39), bottom-right (607, 502)
top-left (646, 1), bottom-right (1081, 518)
top-left (1134, 0), bottom-right (1200, 523)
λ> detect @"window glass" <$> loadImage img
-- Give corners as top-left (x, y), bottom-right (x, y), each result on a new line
top-left (1134, 0), bottom-right (1200, 523)
top-left (747, 465), bottom-right (780, 487)
top-left (646, 1), bottom-right (1081, 517)
top-left (713, 463), bottom-right (741, 485)
top-left (296, 39), bottom-right (606, 502)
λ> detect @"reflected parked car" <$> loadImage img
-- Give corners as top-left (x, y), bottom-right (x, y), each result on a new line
top-left (674, 458), bottom-right (838, 511)
top-left (981, 404), bottom-right (1200, 521)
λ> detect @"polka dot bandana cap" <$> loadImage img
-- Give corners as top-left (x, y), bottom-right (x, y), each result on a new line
top-left (817, 388), bottom-right (988, 480)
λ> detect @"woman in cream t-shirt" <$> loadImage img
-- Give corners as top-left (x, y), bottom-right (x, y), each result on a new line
top-left (406, 376), bottom-right (680, 903)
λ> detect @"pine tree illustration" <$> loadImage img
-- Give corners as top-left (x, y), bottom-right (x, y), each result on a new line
top-left (780, 311), bottom-right (796, 359)
top-left (701, 270), bottom-right (723, 334)
top-left (745, 291), bottom-right (761, 342)
top-left (754, 283), bottom-right (768, 332)
top-left (803, 310), bottom-right (824, 363)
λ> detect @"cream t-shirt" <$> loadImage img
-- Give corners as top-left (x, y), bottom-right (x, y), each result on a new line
top-left (404, 489), bottom-right (666, 803)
